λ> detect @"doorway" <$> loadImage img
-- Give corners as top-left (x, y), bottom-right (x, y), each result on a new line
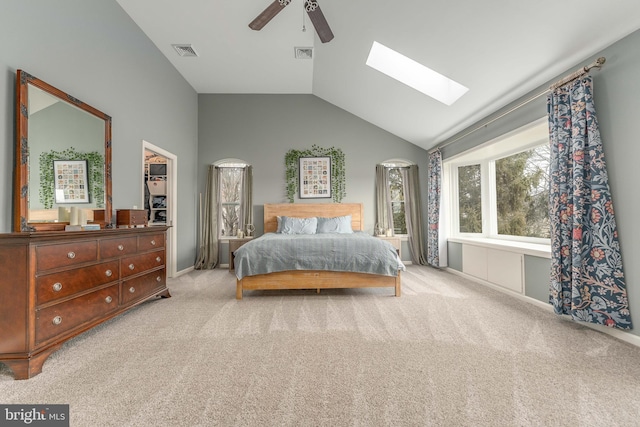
top-left (142, 141), bottom-right (177, 278)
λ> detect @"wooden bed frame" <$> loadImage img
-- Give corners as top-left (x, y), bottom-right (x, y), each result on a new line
top-left (235, 203), bottom-right (401, 299)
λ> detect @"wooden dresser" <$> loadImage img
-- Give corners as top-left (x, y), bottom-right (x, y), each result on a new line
top-left (0, 227), bottom-right (170, 380)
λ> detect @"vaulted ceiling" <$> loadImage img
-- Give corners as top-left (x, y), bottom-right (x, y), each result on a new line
top-left (116, 0), bottom-right (640, 151)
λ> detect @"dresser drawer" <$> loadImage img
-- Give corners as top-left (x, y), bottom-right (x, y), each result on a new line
top-left (36, 241), bottom-right (98, 271)
top-left (138, 233), bottom-right (164, 251)
top-left (35, 284), bottom-right (119, 345)
top-left (121, 269), bottom-right (166, 305)
top-left (36, 260), bottom-right (120, 305)
top-left (100, 236), bottom-right (138, 259)
top-left (121, 251), bottom-right (165, 278)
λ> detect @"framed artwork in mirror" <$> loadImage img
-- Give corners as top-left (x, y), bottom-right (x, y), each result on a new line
top-left (299, 156), bottom-right (331, 199)
top-left (53, 159), bottom-right (89, 204)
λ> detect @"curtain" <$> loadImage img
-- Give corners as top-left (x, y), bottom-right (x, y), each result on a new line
top-left (241, 166), bottom-right (253, 235)
top-left (375, 164), bottom-right (393, 234)
top-left (240, 165), bottom-right (255, 233)
top-left (548, 76), bottom-right (632, 330)
top-left (400, 165), bottom-right (427, 265)
top-left (427, 150), bottom-right (442, 266)
top-left (194, 165), bottom-right (219, 269)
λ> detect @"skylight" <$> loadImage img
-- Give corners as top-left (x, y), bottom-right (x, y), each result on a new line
top-left (366, 41), bottom-right (468, 106)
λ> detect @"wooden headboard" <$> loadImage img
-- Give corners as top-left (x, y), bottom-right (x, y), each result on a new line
top-left (263, 203), bottom-right (364, 233)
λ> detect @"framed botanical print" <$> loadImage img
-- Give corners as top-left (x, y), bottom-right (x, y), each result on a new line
top-left (299, 156), bottom-right (331, 199)
top-left (53, 159), bottom-right (90, 203)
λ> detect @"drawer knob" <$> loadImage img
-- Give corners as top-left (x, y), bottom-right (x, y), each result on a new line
top-left (150, 240), bottom-right (156, 246)
top-left (156, 256), bottom-right (161, 263)
top-left (129, 264), bottom-right (135, 270)
top-left (156, 276), bottom-right (161, 282)
top-left (52, 282), bottom-right (63, 292)
top-left (117, 244), bottom-right (124, 251)
top-left (105, 269), bottom-right (113, 277)
top-left (105, 296), bottom-right (113, 304)
top-left (67, 251), bottom-right (76, 259)
top-left (129, 286), bottom-right (136, 293)
top-left (52, 316), bottom-right (62, 325)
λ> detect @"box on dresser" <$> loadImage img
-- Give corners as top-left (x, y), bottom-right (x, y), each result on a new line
top-left (116, 209), bottom-right (148, 228)
top-left (0, 227), bottom-right (170, 380)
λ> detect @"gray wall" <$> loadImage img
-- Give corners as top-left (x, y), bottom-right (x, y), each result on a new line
top-left (440, 29), bottom-right (640, 337)
top-left (29, 102), bottom-right (105, 210)
top-left (0, 0), bottom-right (198, 271)
top-left (198, 94), bottom-right (430, 259)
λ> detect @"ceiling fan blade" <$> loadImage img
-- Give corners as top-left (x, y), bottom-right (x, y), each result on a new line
top-left (249, 0), bottom-right (292, 31)
top-left (305, 1), bottom-right (334, 43)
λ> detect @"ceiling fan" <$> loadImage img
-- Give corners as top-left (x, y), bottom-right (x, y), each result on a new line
top-left (249, 0), bottom-right (335, 43)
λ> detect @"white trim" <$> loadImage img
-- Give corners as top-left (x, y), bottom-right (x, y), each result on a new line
top-left (445, 117), bottom-right (548, 164)
top-left (444, 267), bottom-right (640, 347)
top-left (142, 140), bottom-right (178, 278)
top-left (445, 267), bottom-right (640, 349)
top-left (449, 236), bottom-right (550, 258)
top-left (174, 265), bottom-right (194, 277)
top-left (445, 117), bottom-right (551, 245)
top-left (213, 158), bottom-right (250, 167)
top-left (379, 158), bottom-right (414, 167)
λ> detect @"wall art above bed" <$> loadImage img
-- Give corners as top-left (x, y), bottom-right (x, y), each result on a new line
top-left (285, 145), bottom-right (345, 203)
top-left (299, 156), bottom-right (331, 199)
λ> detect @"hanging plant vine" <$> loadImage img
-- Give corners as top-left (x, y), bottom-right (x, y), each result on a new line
top-left (285, 145), bottom-right (345, 203)
top-left (39, 147), bottom-right (105, 209)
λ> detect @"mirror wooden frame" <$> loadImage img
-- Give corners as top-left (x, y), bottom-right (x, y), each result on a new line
top-left (14, 70), bottom-right (112, 232)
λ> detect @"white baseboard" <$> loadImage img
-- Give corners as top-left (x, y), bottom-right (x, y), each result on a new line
top-left (174, 265), bottom-right (194, 277)
top-left (445, 267), bottom-right (640, 349)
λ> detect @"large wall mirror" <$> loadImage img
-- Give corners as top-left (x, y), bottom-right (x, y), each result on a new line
top-left (14, 70), bottom-right (112, 231)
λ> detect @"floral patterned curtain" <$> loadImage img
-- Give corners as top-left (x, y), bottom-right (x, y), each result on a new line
top-left (427, 150), bottom-right (442, 266)
top-left (548, 76), bottom-right (632, 330)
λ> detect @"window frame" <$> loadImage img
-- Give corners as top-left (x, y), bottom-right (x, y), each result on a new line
top-left (380, 160), bottom-right (412, 237)
top-left (216, 161), bottom-right (248, 240)
top-left (387, 166), bottom-right (408, 236)
top-left (445, 118), bottom-right (551, 246)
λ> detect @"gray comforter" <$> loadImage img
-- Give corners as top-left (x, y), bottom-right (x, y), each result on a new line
top-left (234, 232), bottom-right (405, 280)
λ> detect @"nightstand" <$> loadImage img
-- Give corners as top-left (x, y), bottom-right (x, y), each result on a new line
top-left (229, 237), bottom-right (253, 271)
top-left (375, 235), bottom-right (401, 258)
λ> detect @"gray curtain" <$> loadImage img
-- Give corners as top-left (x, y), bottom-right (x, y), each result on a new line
top-left (400, 165), bottom-right (427, 265)
top-left (375, 164), bottom-right (393, 234)
top-left (241, 165), bottom-right (253, 235)
top-left (194, 165), bottom-right (219, 269)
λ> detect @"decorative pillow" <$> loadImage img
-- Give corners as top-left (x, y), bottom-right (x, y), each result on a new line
top-left (316, 215), bottom-right (353, 234)
top-left (279, 216), bottom-right (318, 234)
top-left (276, 216), bottom-right (283, 233)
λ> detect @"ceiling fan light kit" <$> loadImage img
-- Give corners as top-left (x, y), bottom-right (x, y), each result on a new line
top-left (249, 0), bottom-right (334, 43)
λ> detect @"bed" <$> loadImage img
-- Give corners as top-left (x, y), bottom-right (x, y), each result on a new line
top-left (233, 203), bottom-right (405, 299)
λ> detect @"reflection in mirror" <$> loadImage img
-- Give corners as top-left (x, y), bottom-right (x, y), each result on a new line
top-left (14, 70), bottom-right (112, 231)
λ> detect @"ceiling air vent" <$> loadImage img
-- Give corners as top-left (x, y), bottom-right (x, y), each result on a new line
top-left (294, 47), bottom-right (313, 59)
top-left (172, 44), bottom-right (198, 57)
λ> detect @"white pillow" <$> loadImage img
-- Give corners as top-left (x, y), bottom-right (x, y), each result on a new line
top-left (316, 215), bottom-right (353, 234)
top-left (279, 216), bottom-right (317, 234)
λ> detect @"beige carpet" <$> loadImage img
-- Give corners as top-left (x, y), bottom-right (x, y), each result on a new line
top-left (1, 265), bottom-right (639, 426)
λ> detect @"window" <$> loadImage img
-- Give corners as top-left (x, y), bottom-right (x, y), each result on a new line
top-left (388, 168), bottom-right (407, 234)
top-left (457, 164), bottom-right (482, 233)
top-left (446, 118), bottom-right (550, 242)
top-left (217, 162), bottom-right (247, 238)
top-left (378, 160), bottom-right (412, 235)
top-left (495, 146), bottom-right (550, 238)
